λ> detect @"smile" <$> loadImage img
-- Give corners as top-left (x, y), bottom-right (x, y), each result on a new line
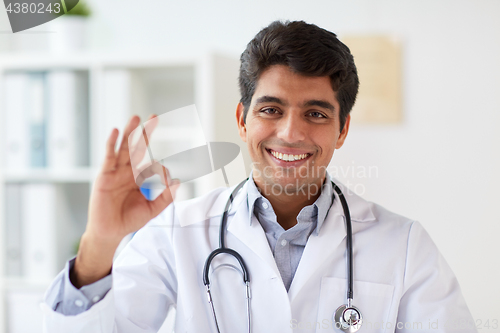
top-left (268, 149), bottom-right (311, 162)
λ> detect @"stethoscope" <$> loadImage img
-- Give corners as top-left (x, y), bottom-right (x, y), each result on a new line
top-left (203, 178), bottom-right (363, 333)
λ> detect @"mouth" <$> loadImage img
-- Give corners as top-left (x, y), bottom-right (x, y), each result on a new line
top-left (266, 148), bottom-right (312, 163)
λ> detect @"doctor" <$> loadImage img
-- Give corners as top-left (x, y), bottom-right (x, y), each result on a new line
top-left (43, 20), bottom-right (476, 332)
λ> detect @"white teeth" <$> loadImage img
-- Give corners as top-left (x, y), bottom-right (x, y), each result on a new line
top-left (270, 150), bottom-right (308, 162)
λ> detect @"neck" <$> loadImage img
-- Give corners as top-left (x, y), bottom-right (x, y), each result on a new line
top-left (253, 176), bottom-right (325, 230)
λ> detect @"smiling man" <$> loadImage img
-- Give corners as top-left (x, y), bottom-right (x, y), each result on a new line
top-left (237, 64), bottom-right (350, 230)
top-left (43, 20), bottom-right (476, 332)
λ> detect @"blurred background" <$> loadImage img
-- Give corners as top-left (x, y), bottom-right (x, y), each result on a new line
top-left (0, 0), bottom-right (499, 332)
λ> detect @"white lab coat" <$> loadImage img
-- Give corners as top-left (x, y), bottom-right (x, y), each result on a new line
top-left (42, 181), bottom-right (476, 333)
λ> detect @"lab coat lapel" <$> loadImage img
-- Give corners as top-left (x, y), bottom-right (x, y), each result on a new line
top-left (226, 197), bottom-right (281, 279)
top-left (287, 195), bottom-right (346, 303)
top-left (287, 184), bottom-right (377, 303)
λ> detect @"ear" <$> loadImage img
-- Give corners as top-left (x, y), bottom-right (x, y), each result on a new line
top-left (335, 114), bottom-right (351, 149)
top-left (236, 102), bottom-right (247, 142)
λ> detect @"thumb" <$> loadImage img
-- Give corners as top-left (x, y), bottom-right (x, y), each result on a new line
top-left (148, 170), bottom-right (180, 217)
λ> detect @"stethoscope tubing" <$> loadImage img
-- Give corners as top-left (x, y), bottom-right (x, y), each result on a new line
top-left (332, 184), bottom-right (354, 301)
top-left (219, 178), bottom-right (248, 249)
top-left (203, 178), bottom-right (249, 286)
top-left (203, 178), bottom-right (250, 333)
top-left (203, 178), bottom-right (357, 333)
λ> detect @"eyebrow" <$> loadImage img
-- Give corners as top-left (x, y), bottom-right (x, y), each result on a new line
top-left (254, 95), bottom-right (336, 114)
top-left (255, 95), bottom-right (286, 106)
top-left (303, 100), bottom-right (336, 113)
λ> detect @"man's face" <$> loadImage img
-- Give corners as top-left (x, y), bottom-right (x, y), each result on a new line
top-left (236, 65), bottom-right (350, 196)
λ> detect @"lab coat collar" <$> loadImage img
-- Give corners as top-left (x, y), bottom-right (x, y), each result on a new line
top-left (330, 177), bottom-right (377, 223)
top-left (226, 181), bottom-right (282, 279)
top-left (246, 172), bottom-right (261, 226)
top-left (204, 180), bottom-right (249, 221)
top-left (246, 171), bottom-right (335, 235)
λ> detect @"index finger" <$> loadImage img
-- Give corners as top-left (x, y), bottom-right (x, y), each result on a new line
top-left (116, 115), bottom-right (141, 166)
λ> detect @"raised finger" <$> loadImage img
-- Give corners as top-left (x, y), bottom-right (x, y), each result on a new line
top-left (129, 115), bottom-right (159, 167)
top-left (116, 115), bottom-right (141, 166)
top-left (101, 128), bottom-right (119, 173)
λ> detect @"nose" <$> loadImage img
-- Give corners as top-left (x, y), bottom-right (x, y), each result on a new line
top-left (276, 112), bottom-right (306, 143)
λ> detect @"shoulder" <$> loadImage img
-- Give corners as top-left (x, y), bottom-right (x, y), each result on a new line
top-left (339, 182), bottom-right (415, 228)
top-left (369, 199), bottom-right (417, 233)
top-left (337, 184), bottom-right (425, 254)
top-left (345, 188), bottom-right (441, 261)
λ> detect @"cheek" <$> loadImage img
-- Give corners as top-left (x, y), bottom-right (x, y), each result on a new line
top-left (315, 132), bottom-right (338, 156)
top-left (247, 122), bottom-right (272, 145)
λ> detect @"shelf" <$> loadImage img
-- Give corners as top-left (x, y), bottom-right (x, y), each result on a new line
top-left (0, 52), bottom-right (244, 333)
top-left (2, 168), bottom-right (96, 183)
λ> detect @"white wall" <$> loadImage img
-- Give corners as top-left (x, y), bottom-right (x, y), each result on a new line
top-left (1, 0), bottom-right (499, 327)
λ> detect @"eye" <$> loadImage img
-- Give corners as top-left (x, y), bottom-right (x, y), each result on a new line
top-left (261, 107), bottom-right (280, 115)
top-left (308, 111), bottom-right (326, 118)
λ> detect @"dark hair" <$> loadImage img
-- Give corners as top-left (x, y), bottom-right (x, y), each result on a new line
top-left (239, 20), bottom-right (359, 131)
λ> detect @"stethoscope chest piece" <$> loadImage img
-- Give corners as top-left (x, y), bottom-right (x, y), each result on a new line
top-left (334, 303), bottom-right (363, 333)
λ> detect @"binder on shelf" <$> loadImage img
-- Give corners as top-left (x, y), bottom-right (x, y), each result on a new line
top-left (102, 70), bottom-right (132, 151)
top-left (21, 183), bottom-right (58, 281)
top-left (26, 73), bottom-right (47, 168)
top-left (4, 184), bottom-right (23, 277)
top-left (2, 72), bottom-right (30, 170)
top-left (46, 71), bottom-right (89, 169)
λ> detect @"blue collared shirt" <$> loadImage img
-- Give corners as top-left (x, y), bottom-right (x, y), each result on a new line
top-left (246, 172), bottom-right (334, 291)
